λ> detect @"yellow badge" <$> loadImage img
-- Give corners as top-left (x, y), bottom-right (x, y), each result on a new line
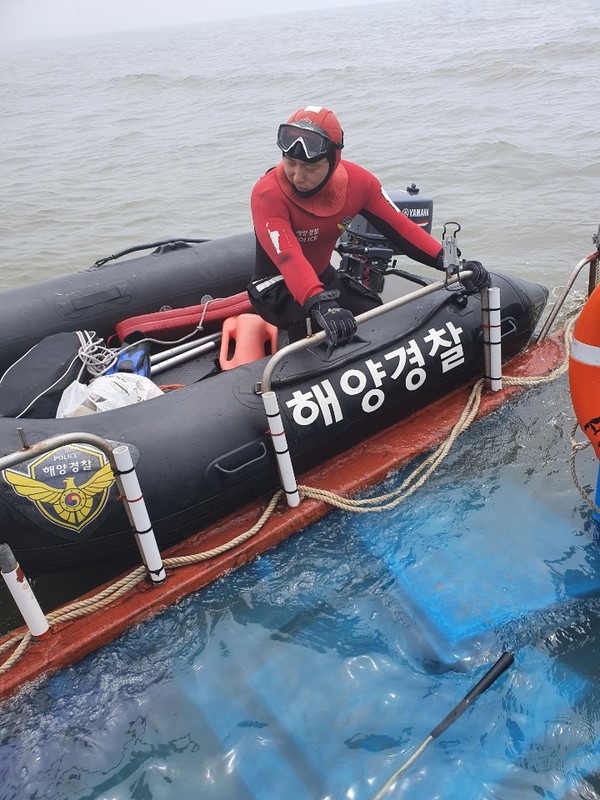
top-left (3, 444), bottom-right (115, 533)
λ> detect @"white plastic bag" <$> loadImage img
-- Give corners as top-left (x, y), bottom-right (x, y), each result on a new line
top-left (57, 374), bottom-right (163, 418)
top-left (56, 380), bottom-right (95, 418)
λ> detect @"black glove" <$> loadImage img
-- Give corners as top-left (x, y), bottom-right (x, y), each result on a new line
top-left (461, 260), bottom-right (491, 294)
top-left (304, 290), bottom-right (357, 348)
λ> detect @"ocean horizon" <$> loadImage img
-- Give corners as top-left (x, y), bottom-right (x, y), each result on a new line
top-left (1, 0), bottom-right (598, 291)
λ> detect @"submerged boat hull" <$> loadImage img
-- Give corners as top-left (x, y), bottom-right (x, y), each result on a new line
top-left (0, 236), bottom-right (548, 574)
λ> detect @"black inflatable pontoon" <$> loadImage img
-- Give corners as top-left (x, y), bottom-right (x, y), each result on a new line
top-left (0, 231), bottom-right (548, 574)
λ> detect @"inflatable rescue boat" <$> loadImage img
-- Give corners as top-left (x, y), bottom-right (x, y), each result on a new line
top-left (0, 221), bottom-right (548, 576)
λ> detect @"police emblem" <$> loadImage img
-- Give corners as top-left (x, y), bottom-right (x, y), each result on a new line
top-left (2, 444), bottom-right (115, 536)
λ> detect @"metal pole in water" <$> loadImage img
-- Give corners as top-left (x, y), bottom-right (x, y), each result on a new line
top-left (0, 544), bottom-right (49, 638)
top-left (482, 286), bottom-right (502, 391)
top-left (261, 390), bottom-right (300, 507)
top-left (372, 651), bottom-right (514, 799)
top-left (112, 445), bottom-right (166, 583)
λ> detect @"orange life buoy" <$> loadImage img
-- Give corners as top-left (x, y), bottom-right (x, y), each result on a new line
top-left (569, 283), bottom-right (600, 459)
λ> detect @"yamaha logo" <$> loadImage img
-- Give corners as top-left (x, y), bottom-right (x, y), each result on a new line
top-left (402, 206), bottom-right (430, 227)
top-left (401, 207), bottom-right (430, 218)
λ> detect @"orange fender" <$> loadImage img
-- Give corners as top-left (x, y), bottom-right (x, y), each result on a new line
top-left (569, 283), bottom-right (600, 459)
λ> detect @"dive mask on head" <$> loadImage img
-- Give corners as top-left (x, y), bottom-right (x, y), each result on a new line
top-left (277, 122), bottom-right (343, 163)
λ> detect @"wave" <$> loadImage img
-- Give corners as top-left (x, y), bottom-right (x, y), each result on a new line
top-left (105, 71), bottom-right (189, 89)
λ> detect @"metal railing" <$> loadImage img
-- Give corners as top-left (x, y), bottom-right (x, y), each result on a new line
top-left (256, 269), bottom-right (504, 509)
top-left (537, 251), bottom-right (600, 342)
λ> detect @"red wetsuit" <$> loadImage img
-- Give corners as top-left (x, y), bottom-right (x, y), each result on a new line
top-left (250, 159), bottom-right (443, 307)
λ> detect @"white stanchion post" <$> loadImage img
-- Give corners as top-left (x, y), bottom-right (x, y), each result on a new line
top-left (481, 286), bottom-right (491, 383)
top-left (261, 390), bottom-right (300, 508)
top-left (0, 544), bottom-right (49, 638)
top-left (112, 445), bottom-right (166, 583)
top-left (482, 286), bottom-right (502, 391)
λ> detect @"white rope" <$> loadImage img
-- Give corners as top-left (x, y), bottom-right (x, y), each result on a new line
top-left (77, 331), bottom-right (118, 377)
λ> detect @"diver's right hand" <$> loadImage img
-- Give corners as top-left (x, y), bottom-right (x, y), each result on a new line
top-left (304, 290), bottom-right (357, 347)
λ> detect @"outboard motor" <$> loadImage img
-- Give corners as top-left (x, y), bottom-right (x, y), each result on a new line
top-left (342, 183), bottom-right (434, 242)
top-left (337, 183), bottom-right (434, 293)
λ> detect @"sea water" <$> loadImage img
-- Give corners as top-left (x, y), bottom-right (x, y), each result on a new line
top-left (1, 0), bottom-right (600, 797)
top-left (0, 373), bottom-right (599, 798)
top-left (1, 0), bottom-right (598, 288)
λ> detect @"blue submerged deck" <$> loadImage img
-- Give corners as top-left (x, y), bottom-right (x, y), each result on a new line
top-left (1, 375), bottom-right (600, 800)
top-left (358, 467), bottom-right (600, 668)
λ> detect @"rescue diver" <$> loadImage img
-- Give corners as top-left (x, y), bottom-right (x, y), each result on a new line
top-left (249, 105), bottom-right (490, 348)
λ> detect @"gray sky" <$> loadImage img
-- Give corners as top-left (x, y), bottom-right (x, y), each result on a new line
top-left (1, 0), bottom-right (388, 43)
